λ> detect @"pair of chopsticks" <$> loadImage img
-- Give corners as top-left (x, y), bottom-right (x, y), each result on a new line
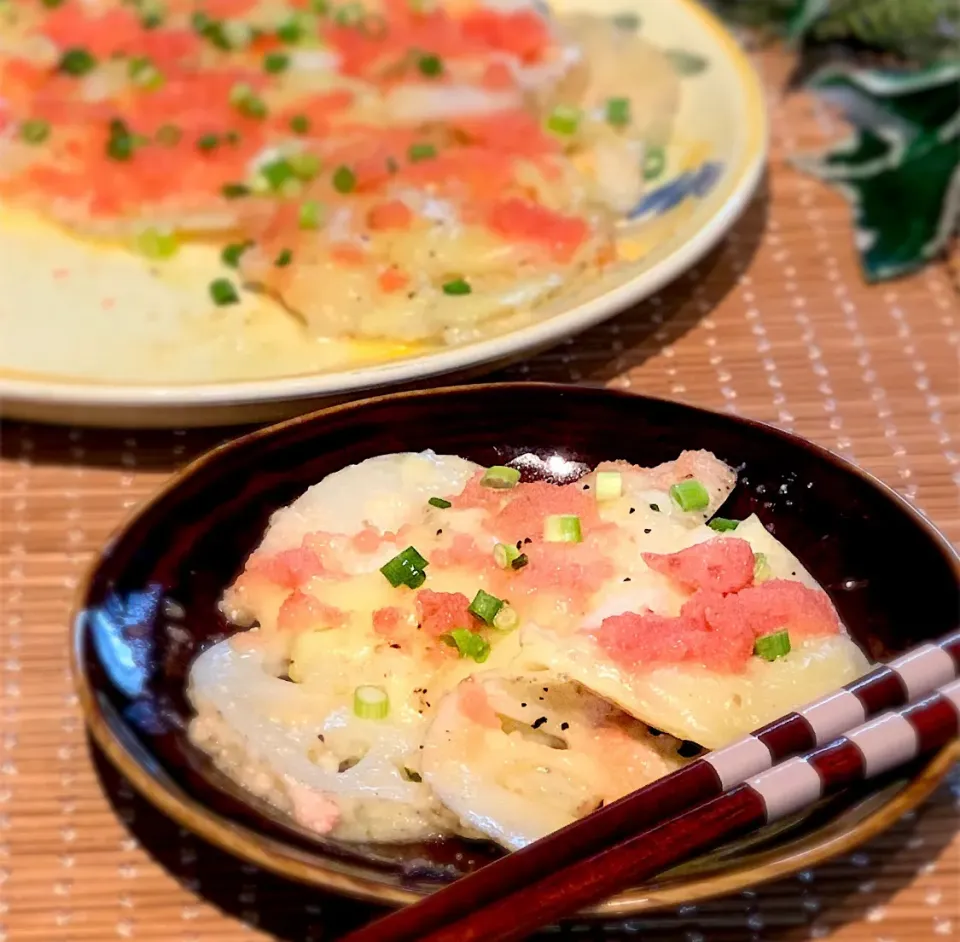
top-left (344, 631), bottom-right (960, 942)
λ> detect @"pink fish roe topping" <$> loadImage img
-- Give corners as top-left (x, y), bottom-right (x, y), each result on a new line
top-left (458, 678), bottom-right (500, 728)
top-left (432, 533), bottom-right (489, 570)
top-left (707, 579), bottom-right (841, 642)
top-left (594, 611), bottom-right (754, 674)
top-left (276, 590), bottom-right (347, 634)
top-left (249, 547), bottom-right (327, 589)
top-left (593, 579), bottom-right (840, 674)
top-left (642, 538), bottom-right (756, 595)
top-left (351, 526), bottom-right (391, 554)
top-left (415, 589), bottom-right (474, 638)
top-left (285, 782), bottom-right (341, 835)
top-left (372, 606), bottom-right (407, 638)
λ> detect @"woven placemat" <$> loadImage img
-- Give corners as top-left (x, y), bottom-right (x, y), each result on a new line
top-left (0, 44), bottom-right (957, 942)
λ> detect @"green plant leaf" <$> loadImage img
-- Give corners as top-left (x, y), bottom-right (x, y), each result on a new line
top-left (794, 62), bottom-right (960, 281)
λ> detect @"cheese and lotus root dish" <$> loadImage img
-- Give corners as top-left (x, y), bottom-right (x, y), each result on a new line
top-left (0, 0), bottom-right (681, 350)
top-left (187, 450), bottom-right (872, 850)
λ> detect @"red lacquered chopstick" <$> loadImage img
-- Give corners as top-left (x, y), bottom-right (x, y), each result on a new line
top-left (343, 633), bottom-right (959, 942)
top-left (359, 678), bottom-right (960, 942)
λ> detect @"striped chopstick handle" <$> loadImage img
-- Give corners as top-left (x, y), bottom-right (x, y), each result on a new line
top-left (342, 632), bottom-right (959, 942)
top-left (747, 677), bottom-right (960, 823)
top-left (704, 630), bottom-right (960, 790)
top-left (418, 678), bottom-right (960, 942)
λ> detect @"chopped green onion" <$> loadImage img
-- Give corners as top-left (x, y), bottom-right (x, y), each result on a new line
top-left (298, 200), bottom-right (324, 230)
top-left (332, 165), bottom-right (356, 193)
top-left (418, 53), bottom-right (443, 77)
top-left (353, 685), bottom-right (390, 720)
top-left (221, 182), bottom-right (251, 198)
top-left (493, 543), bottom-right (520, 569)
top-left (196, 133), bottom-right (220, 152)
top-left (19, 120), bottom-right (50, 145)
top-left (230, 83), bottom-right (267, 119)
top-left (276, 17), bottom-right (305, 43)
top-left (263, 51), bottom-right (290, 73)
top-left (238, 94), bottom-right (268, 119)
top-left (595, 471), bottom-right (622, 502)
top-left (754, 552), bottom-right (773, 583)
top-left (408, 142), bottom-right (437, 163)
top-left (106, 121), bottom-right (136, 161)
top-left (670, 479), bottom-right (710, 512)
top-left (442, 277), bottom-right (471, 296)
top-left (311, 0), bottom-right (331, 12)
top-left (334, 3), bottom-right (365, 26)
top-left (209, 278), bottom-right (240, 306)
top-left (221, 241), bottom-right (252, 268)
top-left (428, 497), bottom-right (452, 509)
top-left (229, 81), bottom-right (253, 106)
top-left (442, 628), bottom-right (491, 663)
top-left (141, 10), bottom-right (164, 29)
top-left (643, 145), bottom-right (666, 181)
top-left (546, 104), bottom-right (581, 136)
top-left (258, 158), bottom-right (296, 191)
top-left (611, 11), bottom-right (641, 31)
top-left (605, 97), bottom-right (631, 128)
top-left (754, 629), bottom-right (791, 662)
top-left (708, 517), bottom-right (739, 532)
top-left (290, 114), bottom-right (311, 135)
top-left (222, 19), bottom-right (254, 49)
top-left (544, 514), bottom-right (582, 543)
top-left (469, 590), bottom-right (504, 626)
top-left (275, 248), bottom-right (293, 267)
top-left (290, 151), bottom-right (322, 180)
top-left (192, 14), bottom-right (231, 50)
top-left (41, 0), bottom-right (67, 7)
top-left (511, 553), bottom-right (529, 571)
top-left (380, 546), bottom-right (428, 588)
top-left (128, 56), bottom-right (165, 91)
top-left (135, 228), bottom-right (179, 260)
top-left (58, 48), bottom-right (97, 77)
top-left (156, 124), bottom-right (182, 147)
top-left (492, 605), bottom-right (519, 632)
top-left (480, 466), bottom-right (520, 489)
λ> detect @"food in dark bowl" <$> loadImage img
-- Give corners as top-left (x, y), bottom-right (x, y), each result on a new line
top-left (73, 384), bottom-right (960, 913)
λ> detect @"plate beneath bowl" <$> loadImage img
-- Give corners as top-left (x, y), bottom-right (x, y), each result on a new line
top-left (71, 384), bottom-right (960, 915)
top-left (0, 0), bottom-right (765, 428)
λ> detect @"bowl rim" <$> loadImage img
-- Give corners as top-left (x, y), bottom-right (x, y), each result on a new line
top-left (70, 382), bottom-right (960, 916)
top-left (1, 0), bottom-right (768, 420)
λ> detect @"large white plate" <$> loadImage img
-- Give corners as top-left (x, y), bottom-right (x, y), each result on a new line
top-left (0, 0), bottom-right (765, 427)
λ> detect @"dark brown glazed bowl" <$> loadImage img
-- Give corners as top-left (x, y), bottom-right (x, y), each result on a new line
top-left (71, 383), bottom-right (960, 916)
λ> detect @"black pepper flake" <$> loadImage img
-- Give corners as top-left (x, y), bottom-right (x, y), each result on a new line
top-left (389, 643), bottom-right (401, 649)
top-left (650, 503), bottom-right (661, 512)
top-left (516, 540), bottom-right (523, 550)
top-left (543, 687), bottom-right (549, 692)
top-left (791, 571), bottom-right (797, 576)
top-left (623, 577), bottom-right (632, 582)
top-left (520, 702), bottom-right (527, 708)
top-left (582, 484), bottom-right (590, 490)
top-left (531, 716), bottom-right (548, 729)
top-left (317, 734), bottom-right (325, 742)
top-left (629, 507), bottom-right (636, 514)
top-left (524, 537), bottom-right (532, 544)
top-left (436, 529), bottom-right (443, 536)
top-left (643, 528), bottom-right (652, 534)
top-left (538, 696), bottom-right (544, 701)
top-left (560, 722), bottom-right (569, 731)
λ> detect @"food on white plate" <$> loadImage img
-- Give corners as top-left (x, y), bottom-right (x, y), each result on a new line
top-left (0, 0), bottom-right (681, 357)
top-left (187, 449), bottom-right (870, 849)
